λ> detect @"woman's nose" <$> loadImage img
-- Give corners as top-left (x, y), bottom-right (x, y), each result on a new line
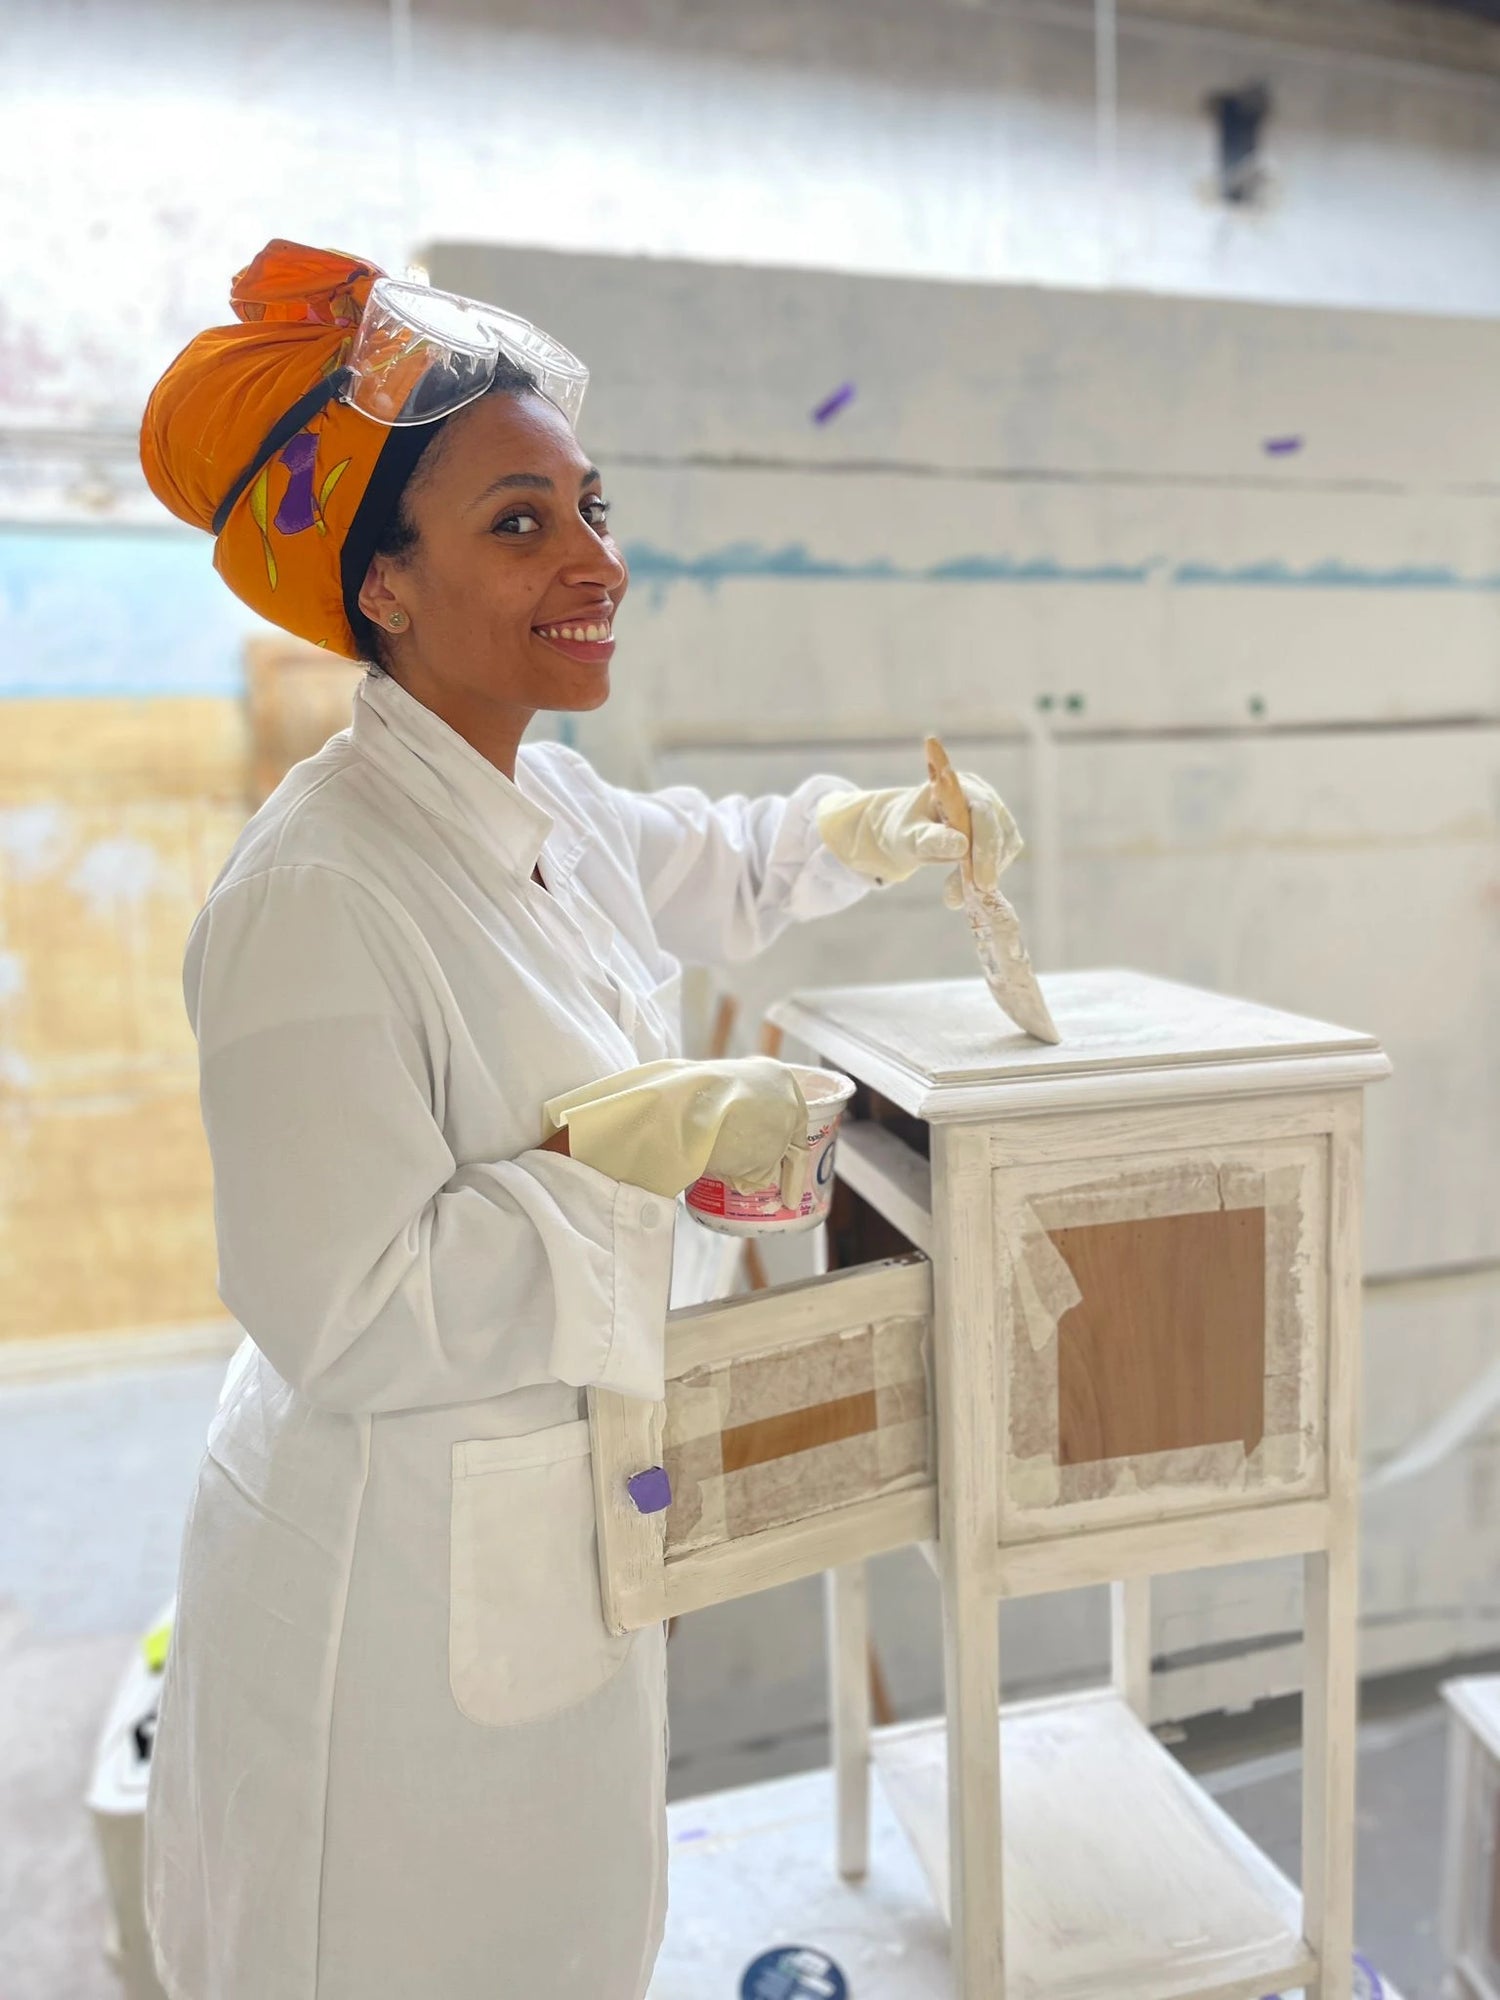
top-left (560, 522), bottom-right (627, 591)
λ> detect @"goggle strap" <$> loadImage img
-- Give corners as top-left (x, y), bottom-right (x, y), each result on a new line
top-left (211, 370), bottom-right (350, 537)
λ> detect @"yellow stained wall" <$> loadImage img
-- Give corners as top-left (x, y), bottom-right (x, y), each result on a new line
top-left (0, 696), bottom-right (250, 1342)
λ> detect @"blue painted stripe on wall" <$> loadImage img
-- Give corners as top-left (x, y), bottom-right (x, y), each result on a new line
top-left (625, 541), bottom-right (1500, 593)
top-left (0, 528), bottom-right (260, 697)
top-left (3, 527), bottom-right (1498, 697)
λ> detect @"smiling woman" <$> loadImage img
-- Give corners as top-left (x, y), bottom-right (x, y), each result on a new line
top-left (131, 238), bottom-right (1005, 2000)
top-left (354, 392), bottom-right (627, 772)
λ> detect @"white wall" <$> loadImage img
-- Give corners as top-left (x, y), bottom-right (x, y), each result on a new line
top-left (8, 0), bottom-right (1500, 439)
top-left (433, 238), bottom-right (1500, 1708)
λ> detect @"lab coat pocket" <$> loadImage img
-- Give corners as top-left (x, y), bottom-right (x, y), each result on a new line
top-left (448, 1418), bottom-right (632, 1727)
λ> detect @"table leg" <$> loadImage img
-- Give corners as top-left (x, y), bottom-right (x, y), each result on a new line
top-left (1110, 1576), bottom-right (1152, 1721)
top-left (941, 1566), bottom-right (1003, 1995)
top-left (824, 1563), bottom-right (871, 1881)
top-left (1302, 1537), bottom-right (1358, 2000)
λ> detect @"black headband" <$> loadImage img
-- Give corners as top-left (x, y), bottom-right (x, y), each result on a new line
top-left (210, 370), bottom-right (349, 537)
top-left (338, 421), bottom-right (439, 654)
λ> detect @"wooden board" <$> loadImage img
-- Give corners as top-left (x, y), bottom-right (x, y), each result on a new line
top-left (871, 1689), bottom-right (1313, 2000)
top-left (1054, 1207), bottom-right (1268, 1467)
top-left (0, 695), bottom-right (249, 1342)
top-left (646, 1755), bottom-right (1406, 2000)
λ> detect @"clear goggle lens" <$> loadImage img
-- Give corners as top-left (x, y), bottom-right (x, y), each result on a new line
top-left (340, 278), bottom-right (588, 429)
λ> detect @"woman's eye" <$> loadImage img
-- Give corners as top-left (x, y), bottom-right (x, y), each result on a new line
top-left (493, 511), bottom-right (541, 536)
top-left (583, 496), bottom-right (612, 529)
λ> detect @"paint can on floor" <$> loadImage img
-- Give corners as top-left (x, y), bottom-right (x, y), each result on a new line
top-left (740, 1944), bottom-right (848, 1999)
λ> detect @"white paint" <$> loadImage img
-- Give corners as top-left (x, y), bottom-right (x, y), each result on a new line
top-left (645, 1754), bottom-right (1409, 2000)
top-left (0, 804), bottom-right (71, 881)
top-left (1438, 1678), bottom-right (1500, 2000)
top-left (872, 1689), bottom-right (1313, 1995)
top-left (66, 837), bottom-right (163, 916)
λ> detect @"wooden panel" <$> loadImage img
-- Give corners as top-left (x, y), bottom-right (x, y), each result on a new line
top-left (1054, 1207), bottom-right (1267, 1466)
top-left (0, 694), bottom-right (247, 798)
top-left (0, 694), bottom-right (251, 1341)
top-left (720, 1389), bottom-right (880, 1474)
top-left (245, 637), bottom-right (364, 807)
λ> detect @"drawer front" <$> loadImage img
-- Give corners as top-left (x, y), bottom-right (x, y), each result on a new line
top-left (591, 1255), bottom-right (936, 1633)
top-left (996, 1136), bottom-right (1328, 1541)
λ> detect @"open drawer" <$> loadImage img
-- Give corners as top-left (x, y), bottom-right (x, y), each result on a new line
top-left (588, 1251), bottom-right (935, 1635)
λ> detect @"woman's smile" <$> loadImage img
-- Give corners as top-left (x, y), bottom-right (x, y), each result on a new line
top-left (533, 608), bottom-right (617, 664)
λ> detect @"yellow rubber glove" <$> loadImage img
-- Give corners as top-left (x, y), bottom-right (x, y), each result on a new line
top-left (541, 1057), bottom-right (809, 1201)
top-left (816, 774), bottom-right (1022, 892)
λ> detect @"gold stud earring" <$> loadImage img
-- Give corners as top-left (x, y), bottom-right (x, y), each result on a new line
top-left (387, 611), bottom-right (407, 631)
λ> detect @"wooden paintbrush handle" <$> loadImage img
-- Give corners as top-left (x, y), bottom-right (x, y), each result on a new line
top-left (924, 734), bottom-right (974, 888)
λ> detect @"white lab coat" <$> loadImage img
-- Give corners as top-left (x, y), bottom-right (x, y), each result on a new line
top-left (144, 669), bottom-right (870, 2000)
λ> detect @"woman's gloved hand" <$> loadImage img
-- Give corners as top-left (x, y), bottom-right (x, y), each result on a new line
top-left (541, 1057), bottom-right (809, 1201)
top-left (815, 774), bottom-right (1022, 893)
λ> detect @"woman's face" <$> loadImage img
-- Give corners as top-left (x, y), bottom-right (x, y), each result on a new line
top-left (358, 389), bottom-right (628, 732)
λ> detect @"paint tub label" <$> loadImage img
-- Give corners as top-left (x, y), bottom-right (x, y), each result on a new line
top-left (740, 1945), bottom-right (848, 1999)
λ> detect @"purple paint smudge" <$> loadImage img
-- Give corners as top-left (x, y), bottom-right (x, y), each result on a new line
top-left (812, 382), bottom-right (856, 424)
top-left (1262, 435), bottom-right (1304, 456)
top-left (274, 430), bottom-right (321, 534)
top-left (675, 1826), bottom-right (710, 1842)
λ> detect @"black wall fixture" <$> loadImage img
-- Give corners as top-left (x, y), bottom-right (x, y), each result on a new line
top-left (1206, 83), bottom-right (1271, 206)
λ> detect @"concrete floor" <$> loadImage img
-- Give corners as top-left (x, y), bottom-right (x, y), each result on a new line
top-left (0, 1353), bottom-right (1476, 2000)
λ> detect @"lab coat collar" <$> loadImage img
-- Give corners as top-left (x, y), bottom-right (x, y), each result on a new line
top-left (352, 671), bottom-right (557, 880)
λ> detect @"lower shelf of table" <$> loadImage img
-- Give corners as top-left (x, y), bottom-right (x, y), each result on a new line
top-left (871, 1687), bottom-right (1318, 2000)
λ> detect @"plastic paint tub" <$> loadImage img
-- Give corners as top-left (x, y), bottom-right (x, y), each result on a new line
top-left (683, 1066), bottom-right (856, 1238)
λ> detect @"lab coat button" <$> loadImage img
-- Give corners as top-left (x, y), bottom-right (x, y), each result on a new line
top-left (639, 1200), bottom-right (662, 1230)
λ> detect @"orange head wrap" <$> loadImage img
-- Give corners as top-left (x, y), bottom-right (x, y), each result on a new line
top-left (140, 239), bottom-right (442, 660)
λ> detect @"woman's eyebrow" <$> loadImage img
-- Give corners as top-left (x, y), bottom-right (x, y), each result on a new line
top-left (470, 467), bottom-right (603, 509)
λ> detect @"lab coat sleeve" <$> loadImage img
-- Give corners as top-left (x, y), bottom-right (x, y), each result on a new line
top-left (186, 863), bottom-right (674, 1414)
top-left (600, 763), bottom-right (874, 966)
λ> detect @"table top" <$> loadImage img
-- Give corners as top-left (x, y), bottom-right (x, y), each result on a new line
top-left (1442, 1674), bottom-right (1500, 1759)
top-left (770, 968), bottom-right (1390, 1120)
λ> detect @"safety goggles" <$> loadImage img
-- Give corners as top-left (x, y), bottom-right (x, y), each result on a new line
top-left (341, 278), bottom-right (589, 430)
top-left (211, 278), bottom-right (588, 537)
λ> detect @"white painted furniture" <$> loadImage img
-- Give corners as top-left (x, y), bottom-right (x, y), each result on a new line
top-left (591, 967), bottom-right (1388, 1999)
top-left (644, 1753), bottom-right (1407, 2000)
top-left (1440, 1676), bottom-right (1500, 2000)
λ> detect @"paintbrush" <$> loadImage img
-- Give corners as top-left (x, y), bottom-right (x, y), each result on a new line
top-left (925, 735), bottom-right (1062, 1045)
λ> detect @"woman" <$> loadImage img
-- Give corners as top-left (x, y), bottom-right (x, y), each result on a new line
top-left (138, 240), bottom-right (1015, 2000)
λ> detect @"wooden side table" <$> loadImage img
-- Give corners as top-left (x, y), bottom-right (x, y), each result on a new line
top-left (591, 969), bottom-right (1389, 2000)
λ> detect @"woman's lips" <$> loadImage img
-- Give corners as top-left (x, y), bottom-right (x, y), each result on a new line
top-left (533, 618), bottom-right (615, 664)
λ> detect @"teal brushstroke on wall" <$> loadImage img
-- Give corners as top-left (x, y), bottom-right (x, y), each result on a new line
top-left (1171, 558), bottom-right (1493, 590)
top-left (5, 526), bottom-right (1500, 699)
top-left (622, 541), bottom-right (1156, 587)
top-left (622, 541), bottom-right (1500, 594)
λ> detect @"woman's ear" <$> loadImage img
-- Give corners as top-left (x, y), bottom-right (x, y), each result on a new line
top-left (358, 557), bottom-right (408, 634)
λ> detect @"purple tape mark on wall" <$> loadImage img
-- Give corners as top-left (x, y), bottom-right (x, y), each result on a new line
top-left (812, 383), bottom-right (856, 424)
